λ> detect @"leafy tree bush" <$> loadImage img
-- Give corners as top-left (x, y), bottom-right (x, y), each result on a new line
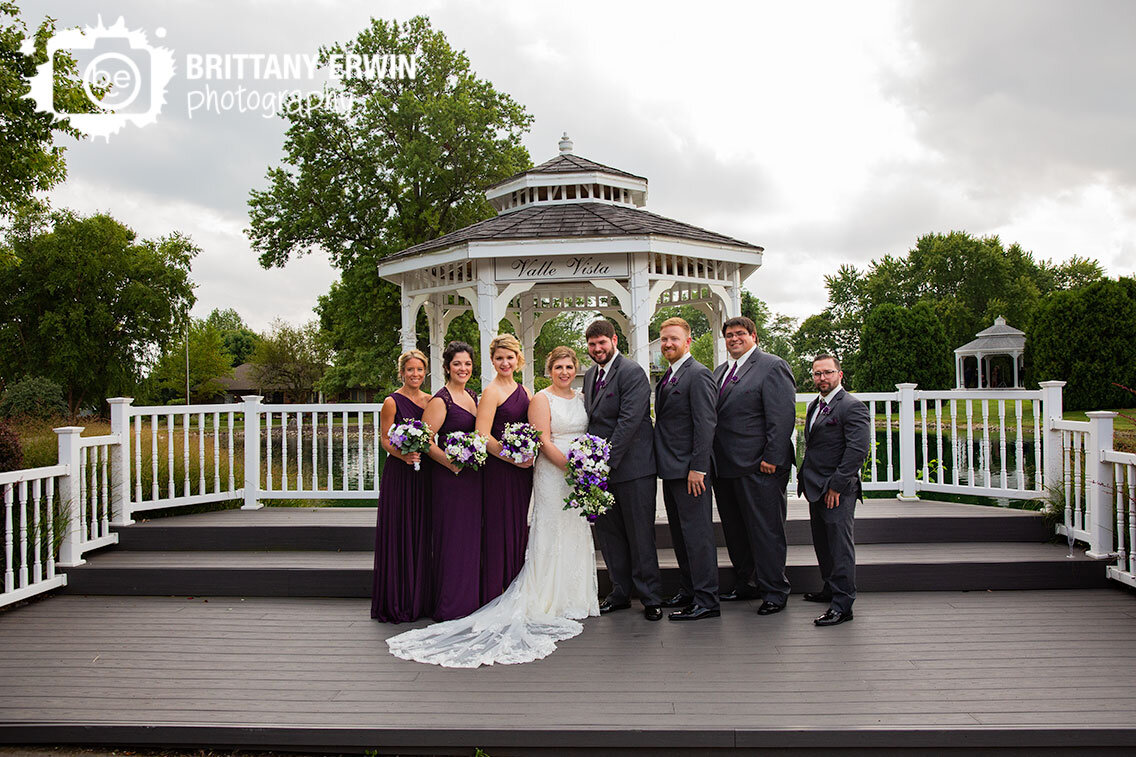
top-left (0, 211), bottom-right (197, 414)
top-left (248, 17), bottom-right (532, 397)
top-left (0, 375), bottom-right (67, 420)
top-left (856, 302), bottom-right (951, 391)
top-left (0, 420), bottom-right (22, 472)
top-left (1027, 277), bottom-right (1136, 411)
top-left (150, 320), bottom-right (234, 404)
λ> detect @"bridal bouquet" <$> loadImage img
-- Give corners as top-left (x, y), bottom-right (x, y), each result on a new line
top-left (442, 430), bottom-right (488, 472)
top-left (562, 433), bottom-right (615, 522)
top-left (388, 419), bottom-right (433, 471)
top-left (499, 422), bottom-right (541, 464)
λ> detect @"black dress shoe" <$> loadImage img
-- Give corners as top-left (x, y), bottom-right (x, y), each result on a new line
top-left (803, 591), bottom-right (832, 603)
top-left (599, 598), bottom-right (631, 614)
top-left (756, 600), bottom-right (786, 616)
top-left (644, 605), bottom-right (663, 621)
top-left (814, 609), bottom-right (853, 626)
top-left (668, 605), bottom-right (720, 621)
top-left (720, 586), bottom-right (760, 601)
top-left (662, 592), bottom-right (694, 608)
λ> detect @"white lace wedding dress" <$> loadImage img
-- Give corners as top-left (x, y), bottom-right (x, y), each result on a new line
top-left (387, 389), bottom-right (600, 667)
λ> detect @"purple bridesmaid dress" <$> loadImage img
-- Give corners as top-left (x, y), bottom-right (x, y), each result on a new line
top-left (429, 386), bottom-right (484, 621)
top-left (480, 384), bottom-right (533, 603)
top-left (371, 393), bottom-right (431, 623)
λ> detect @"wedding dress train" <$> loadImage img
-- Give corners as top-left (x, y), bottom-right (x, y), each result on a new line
top-left (386, 390), bottom-right (599, 667)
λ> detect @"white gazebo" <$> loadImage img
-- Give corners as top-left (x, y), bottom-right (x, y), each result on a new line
top-left (953, 316), bottom-right (1026, 389)
top-left (377, 134), bottom-right (764, 390)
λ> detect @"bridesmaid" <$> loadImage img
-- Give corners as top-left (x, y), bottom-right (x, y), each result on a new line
top-left (371, 349), bottom-right (432, 622)
top-left (476, 334), bottom-right (535, 603)
top-left (422, 341), bottom-right (483, 621)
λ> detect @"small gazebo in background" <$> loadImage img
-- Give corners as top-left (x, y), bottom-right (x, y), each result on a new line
top-left (377, 134), bottom-right (764, 390)
top-left (953, 316), bottom-right (1026, 389)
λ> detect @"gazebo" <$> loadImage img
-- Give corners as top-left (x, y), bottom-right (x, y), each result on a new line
top-left (377, 134), bottom-right (764, 390)
top-left (953, 316), bottom-right (1026, 389)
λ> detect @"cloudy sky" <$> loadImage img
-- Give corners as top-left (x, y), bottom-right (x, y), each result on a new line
top-left (28, 0), bottom-right (1136, 331)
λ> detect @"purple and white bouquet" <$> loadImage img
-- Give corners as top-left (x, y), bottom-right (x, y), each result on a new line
top-left (562, 433), bottom-right (615, 522)
top-left (388, 419), bottom-right (432, 471)
top-left (442, 430), bottom-right (488, 472)
top-left (499, 422), bottom-right (541, 464)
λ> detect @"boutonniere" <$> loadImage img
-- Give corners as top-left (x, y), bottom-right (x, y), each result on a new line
top-left (818, 403), bottom-right (832, 417)
top-left (728, 374), bottom-right (740, 385)
top-left (594, 379), bottom-right (606, 391)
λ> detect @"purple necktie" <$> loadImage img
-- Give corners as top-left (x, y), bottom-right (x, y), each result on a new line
top-left (660, 366), bottom-right (673, 386)
top-left (594, 367), bottom-right (605, 393)
top-left (718, 362), bottom-right (737, 398)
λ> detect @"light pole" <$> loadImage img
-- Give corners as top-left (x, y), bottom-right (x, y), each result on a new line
top-left (184, 307), bottom-right (191, 406)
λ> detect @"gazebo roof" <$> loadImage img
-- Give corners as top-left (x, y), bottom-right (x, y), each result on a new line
top-left (488, 152), bottom-right (647, 188)
top-left (955, 316), bottom-right (1026, 355)
top-left (385, 201), bottom-right (763, 262)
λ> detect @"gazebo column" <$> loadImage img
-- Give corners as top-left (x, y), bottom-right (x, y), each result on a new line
top-left (977, 352), bottom-right (986, 388)
top-left (399, 291), bottom-right (422, 354)
top-left (954, 353), bottom-right (962, 389)
top-left (520, 305), bottom-right (535, 392)
top-left (1012, 351), bottom-right (1021, 388)
top-left (627, 256), bottom-right (652, 373)
top-left (426, 296), bottom-right (445, 392)
top-left (473, 274), bottom-right (498, 382)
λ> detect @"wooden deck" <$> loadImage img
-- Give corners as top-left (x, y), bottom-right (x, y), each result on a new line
top-left (2, 590), bottom-right (1136, 753)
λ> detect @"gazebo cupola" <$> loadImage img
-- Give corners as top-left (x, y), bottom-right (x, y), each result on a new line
top-left (486, 133), bottom-right (649, 214)
top-left (378, 134), bottom-right (765, 391)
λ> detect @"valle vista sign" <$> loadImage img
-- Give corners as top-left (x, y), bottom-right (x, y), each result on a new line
top-left (494, 254), bottom-right (630, 282)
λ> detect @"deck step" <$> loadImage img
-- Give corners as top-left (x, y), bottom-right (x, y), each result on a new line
top-left (111, 499), bottom-right (1050, 551)
top-left (62, 542), bottom-right (1108, 597)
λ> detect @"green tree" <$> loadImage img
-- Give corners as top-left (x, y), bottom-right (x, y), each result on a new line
top-left (1027, 277), bottom-right (1136, 411)
top-left (856, 302), bottom-right (951, 392)
top-left (251, 319), bottom-right (331, 403)
top-left (151, 320), bottom-right (234, 404)
top-left (248, 16), bottom-right (532, 395)
top-left (0, 211), bottom-right (196, 414)
top-left (204, 308), bottom-right (259, 366)
top-left (0, 1), bottom-right (102, 223)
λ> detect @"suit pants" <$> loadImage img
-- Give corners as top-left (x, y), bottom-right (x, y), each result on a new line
top-left (809, 492), bottom-right (856, 613)
top-left (598, 474), bottom-right (662, 606)
top-left (712, 468), bottom-right (791, 604)
top-left (662, 477), bottom-right (719, 610)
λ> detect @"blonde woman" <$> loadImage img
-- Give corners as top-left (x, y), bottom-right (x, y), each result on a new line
top-left (371, 349), bottom-right (432, 623)
top-left (475, 333), bottom-right (534, 603)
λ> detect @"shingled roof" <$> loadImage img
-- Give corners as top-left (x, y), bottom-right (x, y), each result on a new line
top-left (384, 201), bottom-right (762, 261)
top-left (488, 153), bottom-right (647, 189)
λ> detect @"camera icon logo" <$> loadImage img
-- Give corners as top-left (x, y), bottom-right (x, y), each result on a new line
top-left (23, 16), bottom-right (176, 141)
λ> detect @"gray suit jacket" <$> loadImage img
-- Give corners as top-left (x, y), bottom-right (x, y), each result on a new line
top-left (584, 352), bottom-right (656, 483)
top-left (797, 388), bottom-right (872, 502)
top-left (711, 349), bottom-right (797, 478)
top-left (653, 356), bottom-right (717, 480)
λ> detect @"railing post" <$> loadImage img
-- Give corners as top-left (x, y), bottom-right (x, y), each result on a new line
top-left (242, 395), bottom-right (263, 510)
top-left (54, 426), bottom-right (85, 567)
top-left (1085, 411), bottom-right (1117, 559)
top-left (1040, 380), bottom-right (1066, 492)
top-left (896, 383), bottom-right (918, 500)
top-left (107, 397), bottom-right (133, 526)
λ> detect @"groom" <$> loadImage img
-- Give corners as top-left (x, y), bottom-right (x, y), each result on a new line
top-left (583, 319), bottom-right (663, 621)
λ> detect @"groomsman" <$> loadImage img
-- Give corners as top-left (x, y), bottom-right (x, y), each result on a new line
top-left (711, 316), bottom-right (797, 615)
top-left (798, 354), bottom-right (871, 627)
top-left (653, 318), bottom-right (720, 621)
top-left (583, 319), bottom-right (663, 621)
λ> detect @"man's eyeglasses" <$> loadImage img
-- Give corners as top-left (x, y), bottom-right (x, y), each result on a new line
top-left (812, 369), bottom-right (838, 378)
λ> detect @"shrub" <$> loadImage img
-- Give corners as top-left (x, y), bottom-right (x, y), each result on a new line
top-left (0, 375), bottom-right (68, 421)
top-left (0, 421), bottom-right (23, 472)
top-left (855, 302), bottom-right (951, 392)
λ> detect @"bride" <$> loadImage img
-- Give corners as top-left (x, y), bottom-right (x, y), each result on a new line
top-left (387, 346), bottom-right (600, 667)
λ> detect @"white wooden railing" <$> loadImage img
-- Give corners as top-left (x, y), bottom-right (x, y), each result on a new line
top-left (787, 382), bottom-right (1055, 502)
top-left (6, 379), bottom-right (1136, 607)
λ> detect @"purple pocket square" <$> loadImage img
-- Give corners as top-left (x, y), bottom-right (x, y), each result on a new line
top-left (605, 391), bottom-right (615, 398)
top-left (825, 418), bottom-right (838, 426)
